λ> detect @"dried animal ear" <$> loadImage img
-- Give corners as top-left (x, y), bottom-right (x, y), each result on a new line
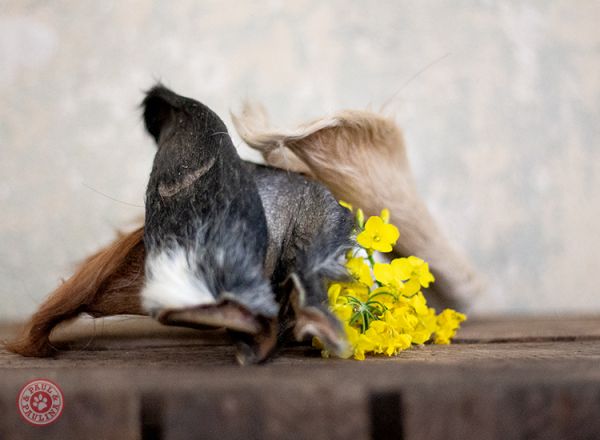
top-left (3, 227), bottom-right (146, 357)
top-left (288, 274), bottom-right (350, 359)
top-left (142, 86), bottom-right (278, 333)
top-left (234, 106), bottom-right (483, 309)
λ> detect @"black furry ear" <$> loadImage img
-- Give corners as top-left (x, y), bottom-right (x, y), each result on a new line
top-left (142, 84), bottom-right (182, 144)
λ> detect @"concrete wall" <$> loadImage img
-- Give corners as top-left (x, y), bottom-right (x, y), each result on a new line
top-left (1, 1), bottom-right (599, 321)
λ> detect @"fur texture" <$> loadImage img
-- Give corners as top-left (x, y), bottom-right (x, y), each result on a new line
top-left (4, 227), bottom-right (145, 357)
top-left (232, 103), bottom-right (484, 308)
top-left (142, 86), bottom-right (277, 319)
top-left (143, 247), bottom-right (216, 311)
top-left (248, 162), bottom-right (354, 358)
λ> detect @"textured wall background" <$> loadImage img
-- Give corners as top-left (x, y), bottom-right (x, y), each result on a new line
top-left (1, 1), bottom-right (599, 321)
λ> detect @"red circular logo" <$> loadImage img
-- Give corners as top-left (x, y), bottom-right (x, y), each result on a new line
top-left (17, 379), bottom-right (64, 426)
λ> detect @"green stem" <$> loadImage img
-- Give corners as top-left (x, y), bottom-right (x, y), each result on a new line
top-left (364, 309), bottom-right (377, 322)
top-left (366, 300), bottom-right (388, 312)
top-left (350, 313), bottom-right (362, 326)
top-left (369, 291), bottom-right (397, 301)
top-left (367, 253), bottom-right (376, 268)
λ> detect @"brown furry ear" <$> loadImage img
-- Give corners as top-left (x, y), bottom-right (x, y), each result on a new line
top-left (4, 227), bottom-right (146, 357)
top-left (233, 105), bottom-right (483, 309)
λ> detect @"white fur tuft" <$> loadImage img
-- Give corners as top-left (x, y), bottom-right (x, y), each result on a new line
top-left (142, 246), bottom-right (215, 313)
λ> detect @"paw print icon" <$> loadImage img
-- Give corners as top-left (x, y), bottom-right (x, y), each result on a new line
top-left (32, 393), bottom-right (49, 412)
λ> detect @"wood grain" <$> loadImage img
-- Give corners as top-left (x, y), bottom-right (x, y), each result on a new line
top-left (1, 316), bottom-right (599, 440)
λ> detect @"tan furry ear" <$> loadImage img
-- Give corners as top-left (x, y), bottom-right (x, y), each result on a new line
top-left (231, 102), bottom-right (312, 174)
top-left (233, 106), bottom-right (483, 309)
top-left (4, 227), bottom-right (146, 357)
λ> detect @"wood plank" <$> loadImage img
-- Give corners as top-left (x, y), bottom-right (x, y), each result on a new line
top-left (1, 366), bottom-right (598, 440)
top-left (2, 339), bottom-right (600, 370)
top-left (3, 314), bottom-right (600, 354)
top-left (455, 315), bottom-right (600, 343)
top-left (1, 317), bottom-right (599, 439)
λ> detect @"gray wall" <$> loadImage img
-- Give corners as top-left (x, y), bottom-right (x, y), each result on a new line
top-left (1, 1), bottom-right (599, 321)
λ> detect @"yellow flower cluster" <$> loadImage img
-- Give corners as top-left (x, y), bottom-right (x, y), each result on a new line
top-left (319, 203), bottom-right (466, 360)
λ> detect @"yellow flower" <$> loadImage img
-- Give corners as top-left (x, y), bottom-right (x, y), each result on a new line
top-left (356, 333), bottom-right (378, 359)
top-left (373, 263), bottom-right (404, 291)
top-left (344, 324), bottom-right (377, 360)
top-left (373, 258), bottom-right (431, 296)
top-left (332, 303), bottom-right (354, 323)
top-left (434, 309), bottom-right (466, 344)
top-left (356, 216), bottom-right (399, 252)
top-left (368, 320), bottom-right (412, 355)
top-left (354, 348), bottom-right (365, 361)
top-left (402, 278), bottom-right (421, 296)
top-left (408, 292), bottom-right (430, 316)
top-left (395, 256), bottom-right (435, 288)
top-left (346, 257), bottom-right (373, 286)
top-left (373, 257), bottom-right (435, 296)
top-left (410, 328), bottom-right (433, 345)
top-left (328, 283), bottom-right (343, 304)
top-left (323, 205), bottom-right (466, 360)
top-left (341, 282), bottom-right (370, 302)
top-left (386, 306), bottom-right (418, 332)
top-left (328, 284), bottom-right (354, 322)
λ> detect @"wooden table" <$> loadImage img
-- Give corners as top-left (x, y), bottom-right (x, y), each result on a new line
top-left (1, 316), bottom-right (599, 440)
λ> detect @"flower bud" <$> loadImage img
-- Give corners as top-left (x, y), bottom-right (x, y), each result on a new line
top-left (356, 208), bottom-right (365, 228)
top-left (380, 208), bottom-right (390, 223)
top-left (339, 200), bottom-right (353, 211)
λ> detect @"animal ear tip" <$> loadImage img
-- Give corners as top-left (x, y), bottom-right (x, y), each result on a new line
top-left (141, 84), bottom-right (180, 143)
top-left (141, 83), bottom-right (173, 109)
top-left (144, 80), bottom-right (167, 95)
